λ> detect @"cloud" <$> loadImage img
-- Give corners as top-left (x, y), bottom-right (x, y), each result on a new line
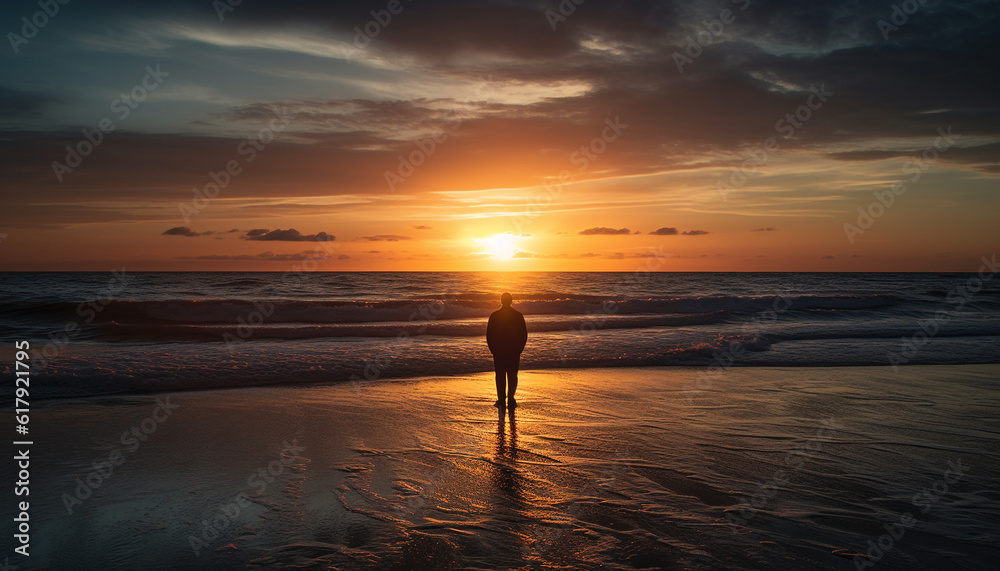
top-left (649, 227), bottom-right (678, 235)
top-left (603, 251), bottom-right (671, 259)
top-left (162, 226), bottom-right (209, 237)
top-left (0, 86), bottom-right (60, 119)
top-left (184, 250), bottom-right (333, 261)
top-left (752, 227), bottom-right (777, 232)
top-left (1, 0), bottom-right (998, 269)
top-left (244, 228), bottom-right (335, 242)
top-left (413, 225), bottom-right (433, 230)
top-left (682, 230), bottom-right (709, 236)
top-left (579, 227), bottom-right (631, 235)
top-left (359, 235), bottom-right (412, 241)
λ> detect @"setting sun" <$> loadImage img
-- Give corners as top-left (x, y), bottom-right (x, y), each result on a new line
top-left (479, 233), bottom-right (522, 260)
top-left (1, 1), bottom-right (997, 569)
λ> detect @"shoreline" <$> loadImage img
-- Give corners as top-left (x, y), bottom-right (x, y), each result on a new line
top-left (30, 362), bottom-right (1000, 403)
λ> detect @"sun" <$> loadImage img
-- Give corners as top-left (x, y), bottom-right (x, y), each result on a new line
top-left (478, 233), bottom-right (521, 260)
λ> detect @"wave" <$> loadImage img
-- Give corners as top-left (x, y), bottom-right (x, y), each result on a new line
top-left (99, 313), bottom-right (731, 341)
top-left (20, 329), bottom-right (1000, 400)
top-left (1, 294), bottom-right (899, 328)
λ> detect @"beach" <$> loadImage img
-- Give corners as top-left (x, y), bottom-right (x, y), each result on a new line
top-left (3, 0), bottom-right (997, 566)
top-left (14, 364), bottom-right (1000, 570)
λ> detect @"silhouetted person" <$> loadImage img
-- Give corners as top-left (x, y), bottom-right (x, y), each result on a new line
top-left (487, 292), bottom-right (527, 408)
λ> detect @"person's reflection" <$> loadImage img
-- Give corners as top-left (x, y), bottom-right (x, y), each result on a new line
top-left (491, 406), bottom-right (523, 498)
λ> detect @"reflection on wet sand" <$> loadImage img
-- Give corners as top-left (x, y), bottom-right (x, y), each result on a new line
top-left (491, 405), bottom-right (523, 499)
top-left (141, 367), bottom-right (1000, 570)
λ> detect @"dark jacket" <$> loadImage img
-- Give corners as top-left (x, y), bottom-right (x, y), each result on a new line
top-left (487, 306), bottom-right (527, 356)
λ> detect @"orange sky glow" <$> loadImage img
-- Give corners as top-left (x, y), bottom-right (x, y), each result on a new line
top-left (1, 2), bottom-right (997, 271)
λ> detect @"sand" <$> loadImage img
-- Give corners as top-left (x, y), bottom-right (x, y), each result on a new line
top-left (12, 365), bottom-right (1000, 570)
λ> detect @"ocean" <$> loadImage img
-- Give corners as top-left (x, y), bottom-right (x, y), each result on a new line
top-left (4, 271), bottom-right (1000, 569)
top-left (2, 271), bottom-right (998, 399)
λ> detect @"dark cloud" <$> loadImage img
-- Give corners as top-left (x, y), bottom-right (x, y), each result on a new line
top-left (826, 141), bottom-right (1000, 173)
top-left (1, 0), bottom-right (998, 245)
top-left (185, 250), bottom-right (333, 261)
top-left (360, 235), bottom-right (412, 241)
top-left (0, 87), bottom-right (60, 119)
top-left (752, 227), bottom-right (776, 232)
top-left (682, 230), bottom-right (709, 236)
top-left (244, 229), bottom-right (335, 242)
top-left (580, 227), bottom-right (631, 235)
top-left (162, 226), bottom-right (209, 237)
top-left (649, 227), bottom-right (678, 235)
top-left (414, 225), bottom-right (433, 230)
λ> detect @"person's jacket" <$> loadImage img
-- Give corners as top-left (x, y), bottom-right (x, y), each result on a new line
top-left (487, 306), bottom-right (527, 355)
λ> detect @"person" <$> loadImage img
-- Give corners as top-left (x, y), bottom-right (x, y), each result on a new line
top-left (486, 292), bottom-right (527, 408)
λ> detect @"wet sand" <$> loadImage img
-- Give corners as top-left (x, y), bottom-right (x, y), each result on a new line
top-left (14, 365), bottom-right (1000, 570)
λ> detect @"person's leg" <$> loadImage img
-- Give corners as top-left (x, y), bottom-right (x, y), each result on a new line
top-left (507, 353), bottom-right (520, 402)
top-left (507, 369), bottom-right (518, 400)
top-left (494, 358), bottom-right (505, 404)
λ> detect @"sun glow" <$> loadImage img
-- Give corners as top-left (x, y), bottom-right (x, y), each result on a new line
top-left (478, 232), bottom-right (522, 260)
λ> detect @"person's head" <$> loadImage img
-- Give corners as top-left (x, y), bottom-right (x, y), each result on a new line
top-left (500, 292), bottom-right (513, 306)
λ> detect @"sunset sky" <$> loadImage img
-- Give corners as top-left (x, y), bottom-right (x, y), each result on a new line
top-left (1, 0), bottom-right (997, 271)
